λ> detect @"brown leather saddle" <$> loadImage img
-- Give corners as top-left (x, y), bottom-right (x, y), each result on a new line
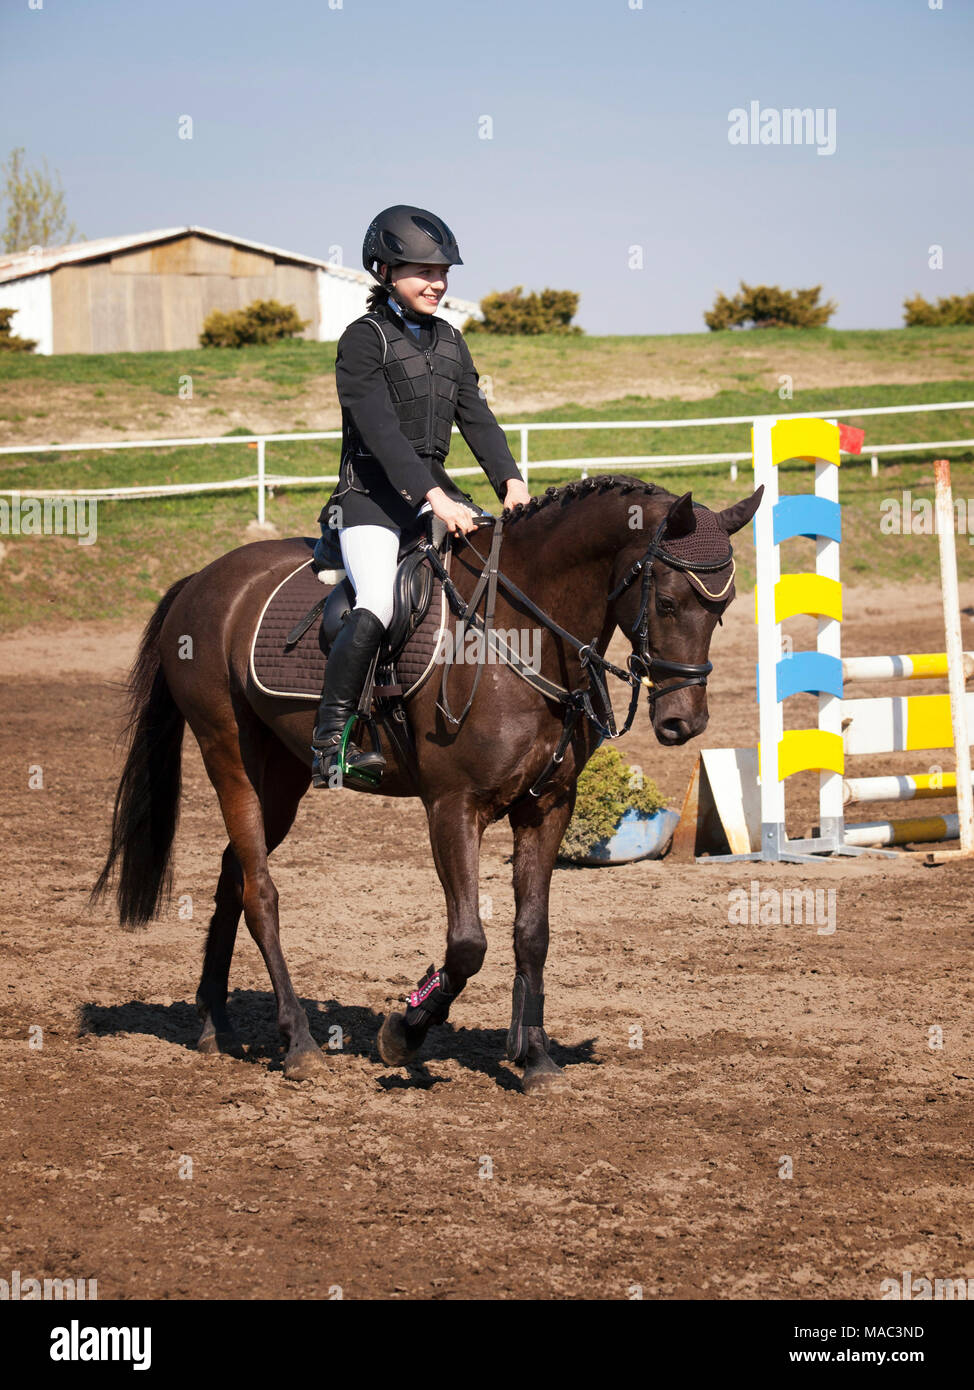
top-left (250, 531), bottom-right (448, 703)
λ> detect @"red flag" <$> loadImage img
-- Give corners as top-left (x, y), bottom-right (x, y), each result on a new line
top-left (838, 423), bottom-right (865, 454)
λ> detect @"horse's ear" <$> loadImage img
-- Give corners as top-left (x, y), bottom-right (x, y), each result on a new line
top-left (663, 491), bottom-right (696, 539)
top-left (715, 485), bottom-right (764, 536)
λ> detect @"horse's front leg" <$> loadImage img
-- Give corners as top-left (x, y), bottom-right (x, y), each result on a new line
top-left (377, 793), bottom-right (488, 1067)
top-left (507, 791), bottom-right (575, 1094)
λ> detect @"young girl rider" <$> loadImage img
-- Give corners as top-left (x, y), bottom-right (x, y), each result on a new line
top-left (312, 204), bottom-right (532, 787)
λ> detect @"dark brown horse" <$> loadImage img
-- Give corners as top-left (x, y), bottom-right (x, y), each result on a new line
top-left (93, 476), bottom-right (761, 1093)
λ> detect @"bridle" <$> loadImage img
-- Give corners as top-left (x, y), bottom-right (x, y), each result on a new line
top-left (420, 508), bottom-right (736, 796)
top-left (606, 511), bottom-right (735, 703)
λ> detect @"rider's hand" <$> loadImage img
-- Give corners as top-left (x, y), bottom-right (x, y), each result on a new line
top-left (426, 487), bottom-right (479, 536)
top-left (504, 479), bottom-right (531, 510)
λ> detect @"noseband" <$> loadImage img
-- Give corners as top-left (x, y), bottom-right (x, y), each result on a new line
top-left (607, 514), bottom-right (735, 705)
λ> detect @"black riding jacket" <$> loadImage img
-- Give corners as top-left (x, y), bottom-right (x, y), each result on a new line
top-left (319, 296), bottom-right (523, 535)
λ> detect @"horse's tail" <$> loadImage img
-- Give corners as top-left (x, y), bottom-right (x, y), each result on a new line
top-left (90, 574), bottom-right (196, 927)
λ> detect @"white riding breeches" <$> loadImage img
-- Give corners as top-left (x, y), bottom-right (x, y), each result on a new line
top-left (339, 524), bottom-right (401, 630)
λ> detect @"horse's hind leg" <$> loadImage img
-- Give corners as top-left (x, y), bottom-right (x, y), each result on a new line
top-left (195, 720), bottom-right (323, 1080)
top-left (196, 744), bottom-right (310, 1058)
top-left (507, 793), bottom-right (574, 1095)
top-left (196, 845), bottom-right (244, 1054)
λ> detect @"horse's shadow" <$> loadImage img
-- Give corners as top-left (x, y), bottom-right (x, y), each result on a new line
top-left (77, 992), bottom-right (598, 1092)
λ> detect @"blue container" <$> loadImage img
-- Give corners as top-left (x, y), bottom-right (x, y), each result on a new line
top-left (564, 807), bottom-right (681, 866)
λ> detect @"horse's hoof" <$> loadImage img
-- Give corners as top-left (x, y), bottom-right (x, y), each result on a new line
top-left (197, 1029), bottom-right (243, 1058)
top-left (283, 1046), bottom-right (328, 1082)
top-left (378, 1011), bottom-right (419, 1067)
top-left (522, 1055), bottom-right (569, 1096)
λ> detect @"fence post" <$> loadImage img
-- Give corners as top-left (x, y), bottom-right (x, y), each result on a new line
top-left (520, 426), bottom-right (529, 488)
top-left (934, 458), bottom-right (974, 854)
top-left (257, 438), bottom-right (266, 525)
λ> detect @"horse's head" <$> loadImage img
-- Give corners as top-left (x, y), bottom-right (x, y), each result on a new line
top-left (609, 487), bottom-right (763, 746)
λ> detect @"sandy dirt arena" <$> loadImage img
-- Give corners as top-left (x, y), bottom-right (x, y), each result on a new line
top-left (1, 582), bottom-right (972, 1301)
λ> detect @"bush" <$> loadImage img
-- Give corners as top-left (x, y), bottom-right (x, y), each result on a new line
top-left (903, 292), bottom-right (974, 327)
top-left (704, 281), bottom-right (836, 330)
top-left (199, 299), bottom-right (309, 348)
top-left (0, 305), bottom-right (37, 352)
top-left (464, 285), bottom-right (582, 335)
top-left (559, 746), bottom-right (666, 859)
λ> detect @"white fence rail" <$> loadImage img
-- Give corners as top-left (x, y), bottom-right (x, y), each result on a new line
top-left (1, 399), bottom-right (973, 524)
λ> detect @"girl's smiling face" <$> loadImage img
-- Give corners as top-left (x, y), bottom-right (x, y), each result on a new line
top-left (383, 261), bottom-right (449, 315)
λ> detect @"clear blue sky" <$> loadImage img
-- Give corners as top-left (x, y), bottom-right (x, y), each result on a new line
top-left (2, 0), bottom-right (971, 334)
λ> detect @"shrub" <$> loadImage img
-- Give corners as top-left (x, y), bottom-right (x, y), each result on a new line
top-left (559, 746), bottom-right (666, 859)
top-left (464, 286), bottom-right (582, 335)
top-left (0, 305), bottom-right (37, 352)
top-left (704, 282), bottom-right (836, 330)
top-left (199, 299), bottom-right (309, 348)
top-left (903, 292), bottom-right (974, 327)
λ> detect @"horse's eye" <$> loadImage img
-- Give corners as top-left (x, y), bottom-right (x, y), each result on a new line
top-left (656, 597), bottom-right (676, 617)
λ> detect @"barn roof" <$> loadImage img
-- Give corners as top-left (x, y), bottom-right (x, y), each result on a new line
top-left (0, 225), bottom-right (481, 312)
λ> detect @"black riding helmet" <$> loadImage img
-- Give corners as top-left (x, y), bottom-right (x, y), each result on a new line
top-left (362, 205), bottom-right (463, 278)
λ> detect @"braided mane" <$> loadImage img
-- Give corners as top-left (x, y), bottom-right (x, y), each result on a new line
top-left (500, 474), bottom-right (669, 524)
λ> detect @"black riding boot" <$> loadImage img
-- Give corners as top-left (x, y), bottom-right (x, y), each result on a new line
top-left (311, 607), bottom-right (388, 788)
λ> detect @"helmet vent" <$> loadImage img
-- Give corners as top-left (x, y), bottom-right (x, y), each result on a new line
top-left (411, 215), bottom-right (445, 244)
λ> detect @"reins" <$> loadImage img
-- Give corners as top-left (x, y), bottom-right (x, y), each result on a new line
top-left (421, 504), bottom-right (733, 797)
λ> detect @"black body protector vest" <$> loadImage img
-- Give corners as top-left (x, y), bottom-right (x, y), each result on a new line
top-left (347, 312), bottom-right (464, 464)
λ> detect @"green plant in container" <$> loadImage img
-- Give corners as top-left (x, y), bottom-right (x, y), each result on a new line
top-left (559, 746), bottom-right (668, 862)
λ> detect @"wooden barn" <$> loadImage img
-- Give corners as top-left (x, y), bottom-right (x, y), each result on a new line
top-left (0, 226), bottom-right (482, 355)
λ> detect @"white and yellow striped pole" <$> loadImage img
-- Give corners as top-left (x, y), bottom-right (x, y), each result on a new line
top-left (845, 814), bottom-right (962, 849)
top-left (843, 652), bottom-right (974, 682)
top-left (844, 771), bottom-right (973, 805)
top-left (930, 459), bottom-right (974, 857)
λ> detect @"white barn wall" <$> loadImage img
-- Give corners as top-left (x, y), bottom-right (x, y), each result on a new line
top-left (317, 268), bottom-right (372, 341)
top-left (0, 231), bottom-right (484, 353)
top-left (0, 274), bottom-right (53, 354)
